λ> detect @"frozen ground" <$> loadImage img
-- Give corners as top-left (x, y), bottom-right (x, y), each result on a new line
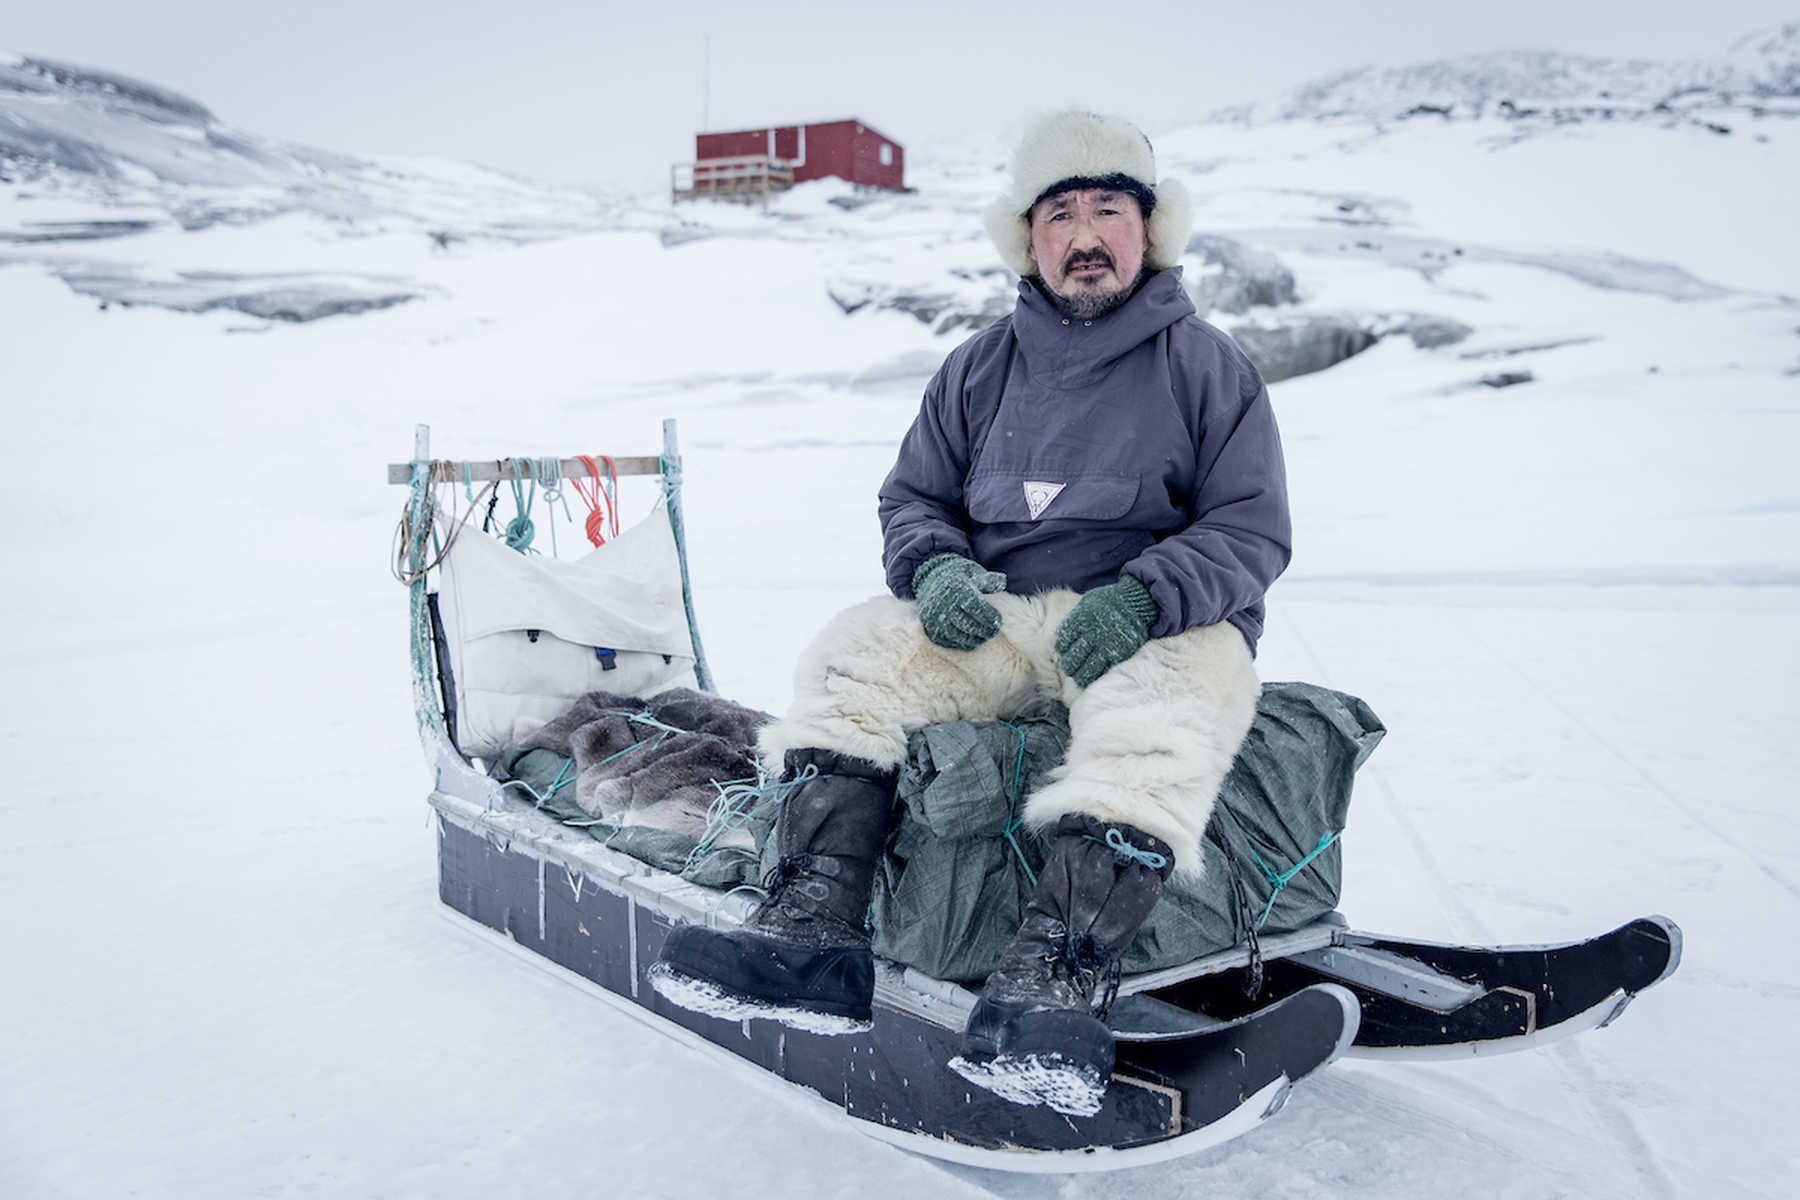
top-left (2, 92), bottom-right (1798, 1198)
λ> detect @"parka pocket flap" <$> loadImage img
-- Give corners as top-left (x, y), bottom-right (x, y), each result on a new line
top-left (965, 470), bottom-right (1140, 523)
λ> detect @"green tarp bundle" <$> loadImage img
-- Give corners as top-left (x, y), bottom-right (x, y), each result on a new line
top-left (872, 682), bottom-right (1383, 980)
top-left (492, 680), bottom-right (1384, 982)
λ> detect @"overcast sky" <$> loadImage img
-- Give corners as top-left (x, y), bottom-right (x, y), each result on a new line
top-left (8, 1), bottom-right (1796, 193)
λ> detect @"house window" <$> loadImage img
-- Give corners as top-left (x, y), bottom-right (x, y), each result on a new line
top-left (879, 143), bottom-right (893, 166)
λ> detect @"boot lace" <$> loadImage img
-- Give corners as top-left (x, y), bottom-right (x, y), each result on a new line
top-left (760, 853), bottom-right (810, 894)
top-left (1033, 924), bottom-right (1125, 1019)
top-left (755, 852), bottom-right (849, 924)
top-left (754, 853), bottom-right (813, 919)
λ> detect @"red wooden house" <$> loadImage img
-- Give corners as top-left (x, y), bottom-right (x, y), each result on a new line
top-left (673, 118), bottom-right (905, 205)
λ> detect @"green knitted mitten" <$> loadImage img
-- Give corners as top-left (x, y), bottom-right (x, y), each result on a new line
top-left (1053, 575), bottom-right (1159, 687)
top-left (912, 553), bottom-right (1008, 651)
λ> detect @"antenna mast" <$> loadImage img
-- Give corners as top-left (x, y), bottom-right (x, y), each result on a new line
top-left (702, 34), bottom-right (711, 131)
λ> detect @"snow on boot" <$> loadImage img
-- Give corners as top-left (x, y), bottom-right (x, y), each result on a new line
top-left (649, 749), bottom-right (895, 1035)
top-left (950, 814), bottom-right (1173, 1117)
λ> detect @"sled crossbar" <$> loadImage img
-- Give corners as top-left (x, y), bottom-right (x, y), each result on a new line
top-left (385, 455), bottom-right (664, 486)
top-left (1286, 944), bottom-right (1486, 1012)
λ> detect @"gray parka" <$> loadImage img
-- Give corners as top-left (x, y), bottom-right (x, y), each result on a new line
top-left (878, 269), bottom-right (1291, 653)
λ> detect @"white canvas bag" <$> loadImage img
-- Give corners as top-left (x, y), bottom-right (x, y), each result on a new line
top-left (434, 500), bottom-right (696, 757)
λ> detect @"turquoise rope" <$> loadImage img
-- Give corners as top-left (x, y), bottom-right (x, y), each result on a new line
top-left (537, 457), bottom-right (570, 558)
top-left (996, 721), bottom-right (1039, 887)
top-left (583, 711), bottom-right (692, 770)
top-left (485, 757), bottom-right (576, 815)
top-left (681, 763), bottom-right (815, 872)
top-left (708, 883), bottom-right (771, 929)
top-left (504, 460), bottom-right (536, 553)
top-left (595, 740), bottom-right (649, 767)
top-left (1246, 830), bottom-right (1341, 930)
top-left (586, 710), bottom-right (695, 770)
top-left (671, 762), bottom-right (821, 874)
top-left (403, 458), bottom-right (448, 756)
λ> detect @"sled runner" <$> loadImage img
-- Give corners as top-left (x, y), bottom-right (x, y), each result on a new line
top-left (391, 425), bottom-right (1683, 1172)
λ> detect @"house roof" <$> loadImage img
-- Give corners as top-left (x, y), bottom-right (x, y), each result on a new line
top-left (699, 118), bottom-right (902, 146)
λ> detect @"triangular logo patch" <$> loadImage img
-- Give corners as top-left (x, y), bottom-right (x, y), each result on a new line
top-left (1023, 480), bottom-right (1066, 520)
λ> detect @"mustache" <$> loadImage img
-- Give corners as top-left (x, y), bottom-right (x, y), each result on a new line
top-left (1063, 249), bottom-right (1114, 272)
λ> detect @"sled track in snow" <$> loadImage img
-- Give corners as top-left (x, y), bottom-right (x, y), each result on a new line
top-left (1447, 608), bottom-right (1800, 905)
top-left (1279, 605), bottom-right (1683, 1198)
top-left (1302, 1069), bottom-right (1629, 1197)
top-left (1273, 610), bottom-right (1488, 940)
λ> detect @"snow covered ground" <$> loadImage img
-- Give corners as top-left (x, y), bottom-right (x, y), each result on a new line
top-left (3, 56), bottom-right (1799, 1199)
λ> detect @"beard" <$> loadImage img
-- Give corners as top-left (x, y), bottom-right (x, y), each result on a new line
top-left (1040, 263), bottom-right (1152, 320)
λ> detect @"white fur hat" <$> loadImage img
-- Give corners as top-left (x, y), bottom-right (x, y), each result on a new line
top-left (983, 110), bottom-right (1193, 278)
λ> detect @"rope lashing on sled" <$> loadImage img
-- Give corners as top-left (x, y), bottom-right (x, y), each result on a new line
top-left (997, 721), bottom-right (1040, 887)
top-left (685, 774), bottom-right (765, 866)
top-left (1245, 830), bottom-right (1340, 931)
top-left (1208, 810), bottom-right (1340, 1000)
top-left (593, 740), bottom-right (649, 767)
top-left (683, 762), bottom-right (820, 873)
top-left (485, 758), bottom-right (576, 815)
top-left (587, 709), bottom-right (693, 769)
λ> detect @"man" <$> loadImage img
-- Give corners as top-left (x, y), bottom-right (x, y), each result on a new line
top-left (651, 110), bottom-right (1291, 1116)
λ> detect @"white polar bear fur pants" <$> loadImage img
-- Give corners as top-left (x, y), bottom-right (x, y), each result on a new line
top-left (757, 589), bottom-right (1259, 875)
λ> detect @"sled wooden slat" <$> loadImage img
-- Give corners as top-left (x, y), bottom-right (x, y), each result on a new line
top-left (386, 455), bottom-right (664, 486)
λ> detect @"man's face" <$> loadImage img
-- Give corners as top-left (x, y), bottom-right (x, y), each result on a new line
top-left (1028, 187), bottom-right (1149, 319)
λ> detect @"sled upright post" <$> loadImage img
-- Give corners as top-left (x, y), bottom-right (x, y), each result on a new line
top-left (660, 417), bottom-right (713, 693)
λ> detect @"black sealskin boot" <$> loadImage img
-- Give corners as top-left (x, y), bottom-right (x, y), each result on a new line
top-left (950, 813), bottom-right (1174, 1116)
top-left (648, 749), bottom-right (896, 1035)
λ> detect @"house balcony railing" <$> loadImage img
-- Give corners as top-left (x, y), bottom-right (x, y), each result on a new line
top-left (670, 155), bottom-right (795, 207)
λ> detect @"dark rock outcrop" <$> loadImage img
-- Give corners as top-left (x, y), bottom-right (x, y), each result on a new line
top-left (1185, 234), bottom-right (1298, 316)
top-left (1226, 310), bottom-right (1472, 382)
top-left (52, 263), bottom-right (420, 322)
top-left (1228, 315), bottom-right (1377, 383)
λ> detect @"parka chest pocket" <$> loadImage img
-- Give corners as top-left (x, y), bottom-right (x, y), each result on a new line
top-left (965, 469), bottom-right (1141, 524)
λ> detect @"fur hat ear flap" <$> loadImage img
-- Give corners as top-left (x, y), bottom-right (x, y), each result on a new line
top-left (983, 194), bottom-right (1036, 277)
top-left (1143, 176), bottom-right (1193, 270)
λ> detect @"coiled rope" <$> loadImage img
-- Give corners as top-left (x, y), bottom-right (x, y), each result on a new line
top-left (391, 471), bottom-right (499, 586)
top-left (536, 457), bottom-right (571, 558)
top-left (573, 455), bottom-right (619, 547)
top-left (503, 460), bottom-right (536, 553)
top-left (682, 761), bottom-right (819, 872)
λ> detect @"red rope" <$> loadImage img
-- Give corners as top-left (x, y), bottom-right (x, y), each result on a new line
top-left (572, 455), bottom-right (619, 546)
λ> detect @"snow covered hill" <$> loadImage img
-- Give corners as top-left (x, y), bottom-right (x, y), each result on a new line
top-left (1724, 19), bottom-right (1800, 94)
top-left (2, 28), bottom-right (1798, 1200)
top-left (1216, 20), bottom-right (1800, 123)
top-left (0, 51), bottom-right (626, 319)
